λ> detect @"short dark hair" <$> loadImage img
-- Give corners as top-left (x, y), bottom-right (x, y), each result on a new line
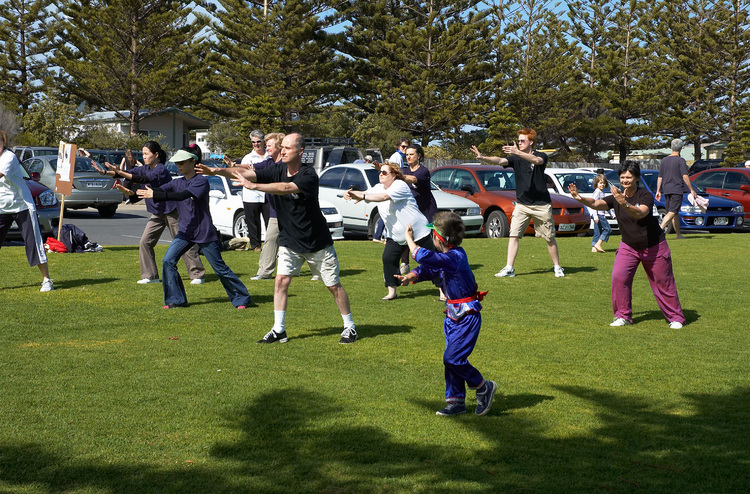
top-left (618, 160), bottom-right (641, 179)
top-left (432, 211), bottom-right (465, 246)
top-left (182, 143), bottom-right (203, 163)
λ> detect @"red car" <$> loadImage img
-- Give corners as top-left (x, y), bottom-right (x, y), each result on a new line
top-left (690, 168), bottom-right (750, 228)
top-left (431, 164), bottom-right (590, 238)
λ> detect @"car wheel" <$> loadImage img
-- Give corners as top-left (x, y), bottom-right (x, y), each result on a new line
top-left (368, 210), bottom-right (381, 239)
top-left (233, 212), bottom-right (248, 238)
top-left (485, 210), bottom-right (509, 238)
top-left (97, 204), bottom-right (118, 218)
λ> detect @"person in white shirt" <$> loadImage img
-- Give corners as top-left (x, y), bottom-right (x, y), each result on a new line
top-left (240, 129), bottom-right (270, 251)
top-left (0, 129), bottom-right (53, 292)
top-left (344, 160), bottom-right (435, 301)
top-left (388, 138), bottom-right (409, 167)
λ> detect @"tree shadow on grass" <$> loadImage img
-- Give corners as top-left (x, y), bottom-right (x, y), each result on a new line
top-left (103, 246), bottom-right (139, 253)
top-left (1, 387), bottom-right (749, 492)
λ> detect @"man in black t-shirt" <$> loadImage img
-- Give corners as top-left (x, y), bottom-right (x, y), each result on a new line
top-left (470, 128), bottom-right (564, 278)
top-left (198, 133), bottom-right (357, 344)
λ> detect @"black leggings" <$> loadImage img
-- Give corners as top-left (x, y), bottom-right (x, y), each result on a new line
top-left (382, 234), bottom-right (434, 287)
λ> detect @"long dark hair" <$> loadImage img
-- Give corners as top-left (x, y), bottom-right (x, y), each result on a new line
top-left (143, 141), bottom-right (167, 164)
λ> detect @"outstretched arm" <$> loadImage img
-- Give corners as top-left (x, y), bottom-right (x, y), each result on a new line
top-left (470, 145), bottom-right (508, 166)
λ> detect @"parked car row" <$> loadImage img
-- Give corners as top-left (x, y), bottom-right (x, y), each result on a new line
top-left (690, 168), bottom-right (750, 228)
top-left (430, 164), bottom-right (591, 238)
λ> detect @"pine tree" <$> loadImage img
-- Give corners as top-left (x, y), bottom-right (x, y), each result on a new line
top-left (55, 0), bottom-right (207, 136)
top-left (486, 0), bottom-right (581, 151)
top-left (204, 0), bottom-right (341, 143)
top-left (0, 0), bottom-right (56, 117)
top-left (649, 0), bottom-right (724, 161)
top-left (338, 0), bottom-right (493, 146)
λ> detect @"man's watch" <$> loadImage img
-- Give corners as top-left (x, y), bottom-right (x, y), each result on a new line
top-left (624, 202), bottom-right (630, 209)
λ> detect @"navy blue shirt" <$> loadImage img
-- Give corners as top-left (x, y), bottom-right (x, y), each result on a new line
top-left (129, 163), bottom-right (176, 215)
top-left (158, 175), bottom-right (218, 243)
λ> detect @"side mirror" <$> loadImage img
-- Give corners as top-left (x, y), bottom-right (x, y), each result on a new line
top-left (741, 185), bottom-right (750, 193)
top-left (30, 172), bottom-right (41, 182)
top-left (460, 185), bottom-right (474, 195)
top-left (209, 189), bottom-right (226, 199)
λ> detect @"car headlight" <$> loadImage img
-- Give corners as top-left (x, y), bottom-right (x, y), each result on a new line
top-left (732, 204), bottom-right (744, 213)
top-left (467, 207), bottom-right (481, 215)
top-left (38, 190), bottom-right (58, 207)
top-left (680, 204), bottom-right (702, 214)
top-left (320, 207), bottom-right (339, 215)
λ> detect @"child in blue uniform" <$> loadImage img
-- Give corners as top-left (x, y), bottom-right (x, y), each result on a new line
top-left (395, 211), bottom-right (496, 416)
top-left (137, 149), bottom-right (250, 309)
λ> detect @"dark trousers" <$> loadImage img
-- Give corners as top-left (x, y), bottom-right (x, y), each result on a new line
top-left (243, 201), bottom-right (269, 249)
top-left (382, 234), bottom-right (434, 287)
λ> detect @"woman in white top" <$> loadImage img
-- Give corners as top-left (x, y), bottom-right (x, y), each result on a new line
top-left (345, 160), bottom-right (434, 300)
top-left (0, 129), bottom-right (53, 292)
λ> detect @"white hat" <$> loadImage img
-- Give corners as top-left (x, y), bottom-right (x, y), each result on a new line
top-left (170, 150), bottom-right (198, 162)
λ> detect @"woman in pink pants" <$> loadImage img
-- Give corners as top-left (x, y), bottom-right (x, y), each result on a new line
top-left (568, 161), bottom-right (686, 330)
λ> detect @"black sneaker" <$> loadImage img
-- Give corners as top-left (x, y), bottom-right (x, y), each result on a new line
top-left (436, 402), bottom-right (466, 416)
top-left (339, 325), bottom-right (357, 344)
top-left (475, 380), bottom-right (497, 416)
top-left (257, 329), bottom-right (288, 344)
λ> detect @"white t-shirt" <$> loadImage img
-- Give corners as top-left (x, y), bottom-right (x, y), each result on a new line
top-left (368, 180), bottom-right (429, 245)
top-left (388, 151), bottom-right (404, 167)
top-left (241, 150), bottom-right (268, 203)
top-left (0, 149), bottom-right (32, 213)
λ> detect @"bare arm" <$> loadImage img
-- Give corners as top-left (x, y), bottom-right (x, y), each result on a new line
top-left (470, 145), bottom-right (508, 166)
top-left (682, 174), bottom-right (696, 197)
top-left (344, 188), bottom-right (390, 203)
top-left (567, 184), bottom-right (610, 210)
top-left (502, 143), bottom-right (544, 165)
top-left (610, 185), bottom-right (650, 219)
top-left (655, 176), bottom-right (663, 201)
top-left (197, 163), bottom-right (257, 182)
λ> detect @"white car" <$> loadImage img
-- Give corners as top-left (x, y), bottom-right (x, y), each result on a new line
top-left (543, 168), bottom-right (618, 232)
top-left (318, 163), bottom-right (484, 236)
top-left (205, 175), bottom-right (344, 240)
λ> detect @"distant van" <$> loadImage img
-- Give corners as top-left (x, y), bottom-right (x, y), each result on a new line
top-left (13, 146), bottom-right (59, 162)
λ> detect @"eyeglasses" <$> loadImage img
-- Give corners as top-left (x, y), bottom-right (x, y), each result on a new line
top-left (379, 170), bottom-right (390, 175)
top-left (399, 144), bottom-right (408, 149)
top-left (252, 141), bottom-right (262, 145)
top-left (517, 139), bottom-right (529, 143)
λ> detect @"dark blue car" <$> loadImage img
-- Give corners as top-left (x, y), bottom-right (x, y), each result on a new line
top-left (605, 169), bottom-right (744, 231)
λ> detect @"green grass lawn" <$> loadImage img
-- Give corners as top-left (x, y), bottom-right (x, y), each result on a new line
top-left (1, 234), bottom-right (749, 493)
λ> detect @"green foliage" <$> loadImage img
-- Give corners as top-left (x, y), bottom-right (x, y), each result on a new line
top-left (351, 113), bottom-right (407, 153)
top-left (76, 125), bottom-right (169, 152)
top-left (723, 106), bottom-right (750, 165)
top-left (18, 95), bottom-right (79, 146)
top-left (0, 0), bottom-right (55, 116)
top-left (339, 0), bottom-right (493, 146)
top-left (1, 235), bottom-right (749, 492)
top-left (55, 0), bottom-right (207, 136)
top-left (0, 103), bottom-right (21, 142)
top-left (206, 0), bottom-right (341, 133)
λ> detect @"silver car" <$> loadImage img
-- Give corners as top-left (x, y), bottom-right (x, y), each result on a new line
top-left (318, 163), bottom-right (484, 237)
top-left (22, 156), bottom-right (123, 217)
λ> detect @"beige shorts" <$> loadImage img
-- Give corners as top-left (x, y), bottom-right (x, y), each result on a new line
top-left (277, 244), bottom-right (341, 286)
top-left (509, 203), bottom-right (556, 241)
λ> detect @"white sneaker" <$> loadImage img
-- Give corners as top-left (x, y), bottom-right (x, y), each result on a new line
top-left (137, 278), bottom-right (161, 284)
top-left (494, 266), bottom-right (515, 278)
top-left (190, 278), bottom-right (205, 285)
top-left (310, 275), bottom-right (321, 281)
top-left (400, 263), bottom-right (410, 275)
top-left (609, 317), bottom-right (631, 327)
top-left (40, 279), bottom-right (54, 292)
top-left (669, 321), bottom-right (683, 329)
top-left (554, 266), bottom-right (565, 277)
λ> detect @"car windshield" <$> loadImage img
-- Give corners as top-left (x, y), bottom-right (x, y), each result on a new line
top-left (554, 172), bottom-right (596, 193)
top-left (49, 157), bottom-right (101, 173)
top-left (474, 169), bottom-right (515, 190)
top-left (364, 168), bottom-right (379, 186)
